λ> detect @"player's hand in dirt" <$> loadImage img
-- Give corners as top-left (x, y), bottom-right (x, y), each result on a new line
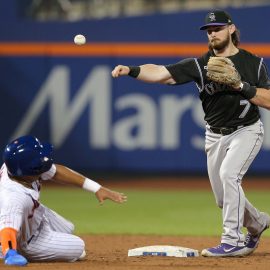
top-left (95, 187), bottom-right (127, 205)
top-left (111, 65), bottom-right (130, 78)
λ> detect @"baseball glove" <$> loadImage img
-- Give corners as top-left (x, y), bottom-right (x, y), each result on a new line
top-left (206, 57), bottom-right (241, 88)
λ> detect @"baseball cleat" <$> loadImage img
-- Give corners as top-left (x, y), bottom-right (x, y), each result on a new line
top-left (4, 249), bottom-right (28, 266)
top-left (201, 243), bottom-right (249, 257)
top-left (245, 213), bottom-right (270, 255)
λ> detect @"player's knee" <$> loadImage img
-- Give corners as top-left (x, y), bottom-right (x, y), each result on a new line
top-left (219, 168), bottom-right (232, 183)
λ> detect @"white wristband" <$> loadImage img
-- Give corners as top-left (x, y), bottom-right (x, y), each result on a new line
top-left (82, 178), bottom-right (101, 193)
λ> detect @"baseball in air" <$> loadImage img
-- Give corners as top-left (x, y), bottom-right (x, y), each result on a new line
top-left (74, 34), bottom-right (86, 45)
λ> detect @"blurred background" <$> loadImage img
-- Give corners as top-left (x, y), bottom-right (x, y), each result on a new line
top-left (18, 0), bottom-right (270, 20)
top-left (1, 0), bottom-right (270, 177)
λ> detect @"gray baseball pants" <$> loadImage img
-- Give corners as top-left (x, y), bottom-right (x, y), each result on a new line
top-left (205, 120), bottom-right (268, 246)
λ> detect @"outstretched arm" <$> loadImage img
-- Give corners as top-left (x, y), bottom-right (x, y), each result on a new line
top-left (51, 164), bottom-right (127, 204)
top-left (111, 64), bottom-right (176, 84)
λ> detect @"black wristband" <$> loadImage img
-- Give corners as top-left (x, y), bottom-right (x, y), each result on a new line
top-left (128, 66), bottom-right (140, 78)
top-left (240, 82), bottom-right (257, 100)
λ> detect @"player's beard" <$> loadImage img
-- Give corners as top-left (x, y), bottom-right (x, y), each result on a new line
top-left (208, 33), bottom-right (230, 51)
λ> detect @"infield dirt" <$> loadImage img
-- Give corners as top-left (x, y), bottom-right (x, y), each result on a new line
top-left (8, 177), bottom-right (270, 270)
top-left (19, 235), bottom-right (270, 270)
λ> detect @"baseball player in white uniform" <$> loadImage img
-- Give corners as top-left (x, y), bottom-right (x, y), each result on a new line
top-left (0, 135), bottom-right (127, 266)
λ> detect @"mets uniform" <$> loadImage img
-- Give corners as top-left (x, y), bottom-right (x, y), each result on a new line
top-left (0, 163), bottom-right (85, 262)
top-left (166, 48), bottom-right (270, 246)
top-left (1, 134), bottom-right (126, 265)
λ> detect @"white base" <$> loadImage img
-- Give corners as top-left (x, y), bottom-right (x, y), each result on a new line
top-left (128, 245), bottom-right (199, 258)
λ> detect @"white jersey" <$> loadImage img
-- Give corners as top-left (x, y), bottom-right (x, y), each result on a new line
top-left (0, 163), bottom-right (85, 262)
top-left (0, 163), bottom-right (56, 245)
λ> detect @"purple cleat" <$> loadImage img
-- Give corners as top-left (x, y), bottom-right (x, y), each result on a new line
top-left (245, 212), bottom-right (270, 254)
top-left (201, 243), bottom-right (250, 257)
top-left (245, 214), bottom-right (270, 255)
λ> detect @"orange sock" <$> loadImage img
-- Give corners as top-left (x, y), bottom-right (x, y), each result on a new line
top-left (0, 228), bottom-right (17, 255)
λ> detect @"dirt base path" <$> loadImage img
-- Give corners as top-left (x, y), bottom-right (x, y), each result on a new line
top-left (26, 235), bottom-right (270, 270)
top-left (25, 176), bottom-right (270, 270)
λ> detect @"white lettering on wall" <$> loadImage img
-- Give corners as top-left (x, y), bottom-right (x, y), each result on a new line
top-left (12, 65), bottom-right (269, 151)
top-left (11, 66), bottom-right (111, 148)
top-left (191, 98), bottom-right (205, 150)
top-left (160, 95), bottom-right (195, 149)
top-left (113, 94), bottom-right (157, 150)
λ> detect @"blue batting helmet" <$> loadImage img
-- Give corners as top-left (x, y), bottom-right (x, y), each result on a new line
top-left (3, 135), bottom-right (54, 176)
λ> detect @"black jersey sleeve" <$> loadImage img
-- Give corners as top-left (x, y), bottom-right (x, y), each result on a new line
top-left (258, 61), bottom-right (270, 89)
top-left (165, 58), bottom-right (200, 85)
